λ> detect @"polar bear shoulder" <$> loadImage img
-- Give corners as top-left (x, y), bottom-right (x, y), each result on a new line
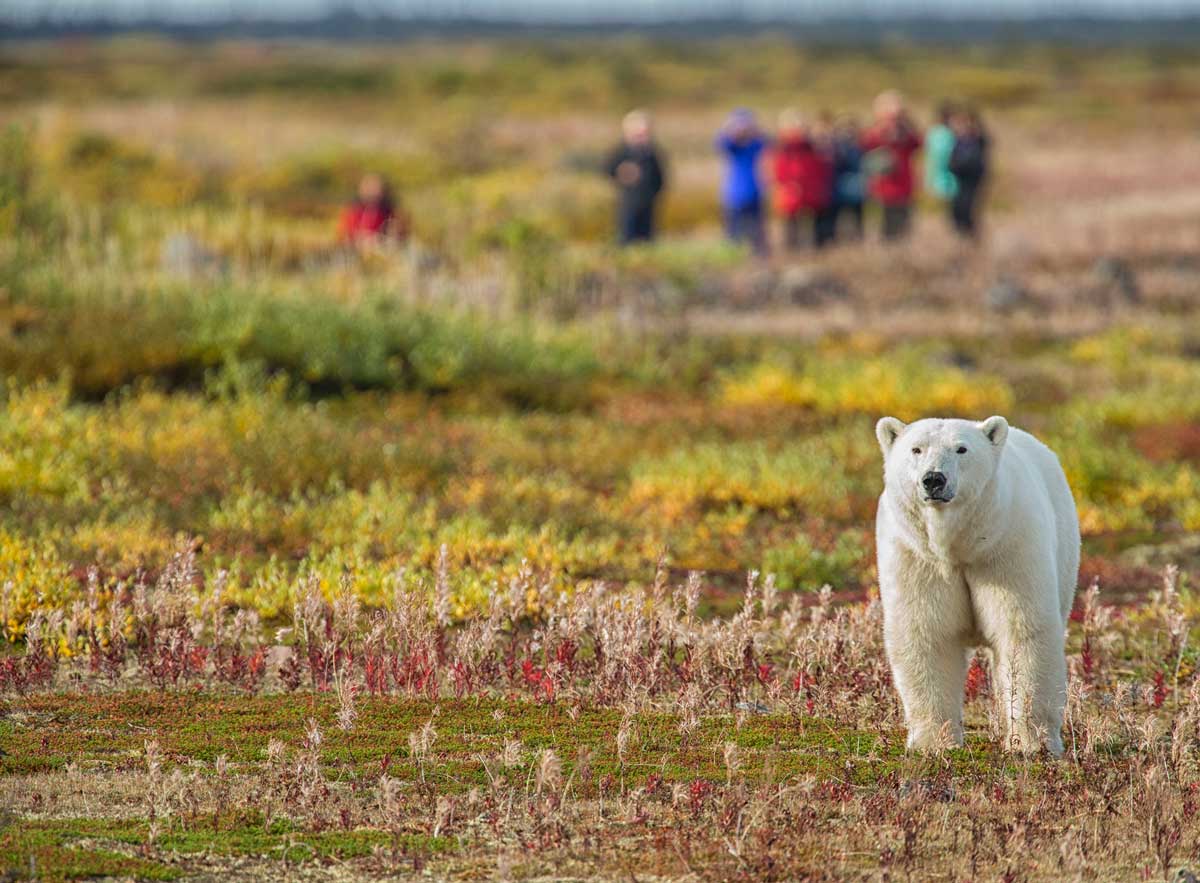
top-left (999, 427), bottom-right (1079, 623)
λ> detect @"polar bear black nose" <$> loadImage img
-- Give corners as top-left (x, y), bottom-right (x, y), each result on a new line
top-left (922, 471), bottom-right (947, 494)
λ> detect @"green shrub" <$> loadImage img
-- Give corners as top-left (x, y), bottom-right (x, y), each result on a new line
top-left (0, 259), bottom-right (601, 409)
top-left (234, 149), bottom-right (443, 218)
top-left (52, 130), bottom-right (204, 208)
top-left (629, 430), bottom-right (877, 520)
top-left (203, 63), bottom-right (394, 97)
top-left (763, 532), bottom-right (870, 592)
top-left (0, 125), bottom-right (63, 241)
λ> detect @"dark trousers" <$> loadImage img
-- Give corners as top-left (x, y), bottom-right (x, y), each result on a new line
top-left (782, 213), bottom-right (806, 251)
top-left (881, 203), bottom-right (912, 241)
top-left (618, 204), bottom-right (655, 245)
top-left (834, 202), bottom-right (864, 241)
top-left (814, 206), bottom-right (838, 248)
top-left (725, 203), bottom-right (768, 255)
top-left (784, 209), bottom-right (838, 250)
top-left (951, 184), bottom-right (981, 238)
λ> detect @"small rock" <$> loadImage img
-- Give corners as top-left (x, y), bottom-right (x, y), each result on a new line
top-left (691, 276), bottom-right (731, 308)
top-left (410, 242), bottom-right (443, 275)
top-left (942, 350), bottom-right (978, 371)
top-left (642, 279), bottom-right (686, 313)
top-left (160, 233), bottom-right (222, 278)
top-left (726, 267), bottom-right (778, 311)
top-left (778, 266), bottom-right (852, 307)
top-left (985, 274), bottom-right (1029, 312)
top-left (898, 777), bottom-right (956, 803)
top-left (735, 701), bottom-right (770, 715)
top-left (568, 270), bottom-right (606, 312)
top-left (1094, 256), bottom-right (1137, 304)
top-left (1093, 256), bottom-right (1140, 304)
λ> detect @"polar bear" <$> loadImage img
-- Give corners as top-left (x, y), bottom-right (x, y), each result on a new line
top-left (874, 415), bottom-right (1079, 756)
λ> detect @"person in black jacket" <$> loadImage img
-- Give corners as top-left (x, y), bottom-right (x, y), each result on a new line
top-left (606, 110), bottom-right (666, 246)
top-left (948, 107), bottom-right (990, 238)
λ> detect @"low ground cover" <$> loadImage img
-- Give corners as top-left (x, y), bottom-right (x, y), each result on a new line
top-left (1, 562), bottom-right (1198, 880)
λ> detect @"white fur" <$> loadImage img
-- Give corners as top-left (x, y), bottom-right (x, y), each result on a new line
top-left (874, 415), bottom-right (1079, 756)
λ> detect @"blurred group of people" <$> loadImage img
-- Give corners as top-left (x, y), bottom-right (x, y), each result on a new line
top-left (335, 90), bottom-right (990, 257)
top-left (606, 90), bottom-right (990, 254)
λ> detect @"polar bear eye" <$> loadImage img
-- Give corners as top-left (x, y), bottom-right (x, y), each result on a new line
top-left (956, 446), bottom-right (968, 454)
top-left (911, 447), bottom-right (921, 455)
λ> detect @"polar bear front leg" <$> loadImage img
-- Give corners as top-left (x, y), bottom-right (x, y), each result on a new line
top-left (968, 562), bottom-right (1067, 757)
top-left (880, 554), bottom-right (973, 752)
top-left (886, 624), bottom-right (969, 752)
top-left (992, 629), bottom-right (1066, 756)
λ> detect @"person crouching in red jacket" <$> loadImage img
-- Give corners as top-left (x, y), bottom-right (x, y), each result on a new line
top-left (773, 110), bottom-right (835, 251)
top-left (860, 90), bottom-right (923, 242)
top-left (338, 173), bottom-right (409, 247)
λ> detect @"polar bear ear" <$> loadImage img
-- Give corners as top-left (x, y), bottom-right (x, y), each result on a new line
top-left (875, 417), bottom-right (906, 456)
top-left (979, 415), bottom-right (1009, 447)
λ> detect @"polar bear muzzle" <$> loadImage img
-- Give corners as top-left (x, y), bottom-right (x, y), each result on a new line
top-left (921, 470), bottom-right (952, 502)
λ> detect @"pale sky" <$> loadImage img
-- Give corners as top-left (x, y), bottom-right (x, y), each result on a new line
top-left (5, 0), bottom-right (1196, 23)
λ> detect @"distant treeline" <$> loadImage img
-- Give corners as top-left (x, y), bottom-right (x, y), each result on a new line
top-left (6, 13), bottom-right (1200, 46)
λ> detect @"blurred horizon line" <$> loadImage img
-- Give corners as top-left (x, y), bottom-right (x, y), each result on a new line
top-left (6, 4), bottom-right (1200, 45)
top-left (5, 0), bottom-right (1199, 26)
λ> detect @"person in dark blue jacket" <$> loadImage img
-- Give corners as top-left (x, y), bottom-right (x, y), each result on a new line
top-left (716, 109), bottom-right (768, 255)
top-left (948, 106), bottom-right (990, 239)
top-left (831, 115), bottom-right (866, 241)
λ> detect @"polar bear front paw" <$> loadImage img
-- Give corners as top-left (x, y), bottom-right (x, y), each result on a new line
top-left (1005, 725), bottom-right (1064, 758)
top-left (905, 720), bottom-right (963, 753)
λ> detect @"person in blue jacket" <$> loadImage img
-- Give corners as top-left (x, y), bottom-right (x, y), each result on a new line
top-left (716, 109), bottom-right (768, 255)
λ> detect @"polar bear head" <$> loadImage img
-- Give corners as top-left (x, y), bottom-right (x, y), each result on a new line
top-left (875, 416), bottom-right (1009, 508)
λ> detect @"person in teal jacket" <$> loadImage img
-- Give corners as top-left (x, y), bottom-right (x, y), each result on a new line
top-left (925, 101), bottom-right (958, 213)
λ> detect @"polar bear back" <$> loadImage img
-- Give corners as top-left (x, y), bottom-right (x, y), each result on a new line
top-left (1003, 427), bottom-right (1080, 625)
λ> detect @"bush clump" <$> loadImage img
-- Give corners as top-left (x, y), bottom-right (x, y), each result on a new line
top-left (0, 260), bottom-right (601, 408)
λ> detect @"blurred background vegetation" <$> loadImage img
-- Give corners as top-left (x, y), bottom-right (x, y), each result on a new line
top-left (2, 35), bottom-right (1200, 629)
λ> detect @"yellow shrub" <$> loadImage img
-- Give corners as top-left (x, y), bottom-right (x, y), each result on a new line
top-left (70, 518), bottom-right (177, 570)
top-left (721, 363), bottom-right (819, 408)
top-left (720, 353), bottom-right (1014, 422)
top-left (0, 530), bottom-right (75, 639)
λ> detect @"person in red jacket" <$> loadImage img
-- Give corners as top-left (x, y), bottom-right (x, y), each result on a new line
top-left (860, 90), bottom-right (923, 242)
top-left (773, 110), bottom-right (835, 251)
top-left (338, 173), bottom-right (409, 246)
